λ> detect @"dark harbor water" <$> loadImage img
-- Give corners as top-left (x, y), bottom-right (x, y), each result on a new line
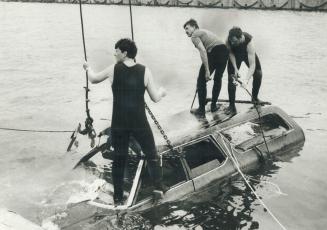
top-left (0, 2), bottom-right (327, 229)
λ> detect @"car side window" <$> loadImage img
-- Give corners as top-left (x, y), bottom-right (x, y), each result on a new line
top-left (183, 137), bottom-right (226, 178)
top-left (136, 158), bottom-right (187, 202)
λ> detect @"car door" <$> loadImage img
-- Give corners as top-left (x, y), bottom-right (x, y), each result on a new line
top-left (132, 155), bottom-right (194, 206)
top-left (179, 135), bottom-right (228, 190)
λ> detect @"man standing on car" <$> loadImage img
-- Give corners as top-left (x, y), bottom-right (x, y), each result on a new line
top-left (184, 19), bottom-right (229, 117)
top-left (83, 38), bottom-right (167, 205)
top-left (226, 26), bottom-right (263, 115)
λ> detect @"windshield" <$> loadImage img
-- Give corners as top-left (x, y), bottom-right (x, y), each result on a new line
top-left (221, 114), bottom-right (290, 151)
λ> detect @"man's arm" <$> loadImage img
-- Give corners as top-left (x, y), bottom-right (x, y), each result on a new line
top-left (144, 68), bottom-right (166, 103)
top-left (245, 41), bottom-right (256, 83)
top-left (229, 52), bottom-right (238, 75)
top-left (83, 63), bottom-right (114, 84)
top-left (195, 41), bottom-right (211, 81)
top-left (226, 41), bottom-right (238, 76)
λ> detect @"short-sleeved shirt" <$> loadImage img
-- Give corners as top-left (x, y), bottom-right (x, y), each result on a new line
top-left (191, 29), bottom-right (223, 53)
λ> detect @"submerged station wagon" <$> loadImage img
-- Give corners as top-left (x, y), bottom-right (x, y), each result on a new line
top-left (77, 104), bottom-right (305, 212)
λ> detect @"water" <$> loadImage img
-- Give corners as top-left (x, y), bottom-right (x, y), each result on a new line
top-left (0, 2), bottom-right (327, 229)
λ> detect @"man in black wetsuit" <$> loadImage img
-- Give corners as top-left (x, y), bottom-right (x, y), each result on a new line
top-left (83, 38), bottom-right (167, 205)
top-left (184, 19), bottom-right (229, 117)
top-left (226, 26), bottom-right (263, 115)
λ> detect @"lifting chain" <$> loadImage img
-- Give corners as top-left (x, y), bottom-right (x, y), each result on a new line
top-left (144, 103), bottom-right (181, 160)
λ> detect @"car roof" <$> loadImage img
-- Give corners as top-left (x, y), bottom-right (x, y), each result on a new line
top-left (151, 104), bottom-right (289, 154)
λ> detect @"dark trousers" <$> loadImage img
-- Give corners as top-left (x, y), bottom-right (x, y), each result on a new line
top-left (111, 122), bottom-right (161, 201)
top-left (197, 44), bottom-right (229, 111)
top-left (227, 54), bottom-right (262, 106)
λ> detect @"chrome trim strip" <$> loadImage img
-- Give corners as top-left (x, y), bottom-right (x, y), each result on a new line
top-left (126, 159), bottom-right (144, 207)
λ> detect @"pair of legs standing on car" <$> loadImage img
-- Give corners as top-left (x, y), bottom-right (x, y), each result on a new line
top-left (196, 49), bottom-right (262, 115)
top-left (111, 122), bottom-right (163, 204)
top-left (196, 44), bottom-right (229, 116)
top-left (227, 54), bottom-right (262, 113)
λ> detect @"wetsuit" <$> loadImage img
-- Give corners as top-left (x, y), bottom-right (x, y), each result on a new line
top-left (227, 32), bottom-right (262, 106)
top-left (192, 29), bottom-right (229, 112)
top-left (111, 62), bottom-right (161, 202)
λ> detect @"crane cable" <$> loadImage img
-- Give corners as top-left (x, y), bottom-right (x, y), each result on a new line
top-left (77, 0), bottom-right (97, 148)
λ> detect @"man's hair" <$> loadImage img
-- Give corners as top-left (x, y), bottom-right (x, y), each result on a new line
top-left (183, 19), bottom-right (199, 29)
top-left (228, 26), bottom-right (243, 41)
top-left (115, 38), bottom-right (137, 59)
